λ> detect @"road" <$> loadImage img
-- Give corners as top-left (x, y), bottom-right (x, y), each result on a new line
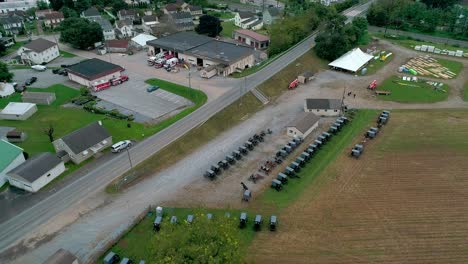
top-left (0, 1), bottom-right (374, 257)
top-left (368, 25), bottom-right (468, 48)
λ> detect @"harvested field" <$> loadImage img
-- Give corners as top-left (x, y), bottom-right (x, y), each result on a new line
top-left (247, 109), bottom-right (468, 263)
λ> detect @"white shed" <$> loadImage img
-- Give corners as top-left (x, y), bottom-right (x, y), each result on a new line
top-left (0, 102), bottom-right (37, 120)
top-left (286, 112), bottom-right (320, 138)
top-left (7, 152), bottom-right (65, 193)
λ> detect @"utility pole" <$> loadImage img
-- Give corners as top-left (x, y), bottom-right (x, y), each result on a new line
top-left (126, 147), bottom-right (133, 169)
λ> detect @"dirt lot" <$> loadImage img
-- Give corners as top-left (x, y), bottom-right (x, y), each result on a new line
top-left (247, 110), bottom-right (468, 263)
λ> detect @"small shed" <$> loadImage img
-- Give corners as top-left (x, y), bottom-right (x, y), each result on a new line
top-left (22, 91), bottom-right (56, 105)
top-left (0, 102), bottom-right (37, 120)
top-left (6, 130), bottom-right (27, 143)
top-left (286, 112), bottom-right (320, 138)
top-left (298, 71), bottom-right (314, 84)
top-left (200, 64), bottom-right (217, 79)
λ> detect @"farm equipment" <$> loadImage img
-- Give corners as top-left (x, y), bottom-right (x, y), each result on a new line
top-left (254, 215), bottom-right (262, 231)
top-left (317, 135), bottom-right (327, 144)
top-left (226, 155), bottom-right (236, 164)
top-left (368, 80), bottom-right (377, 90)
top-left (350, 144), bottom-right (364, 158)
top-left (218, 160), bottom-right (229, 170)
top-left (301, 152), bottom-right (310, 161)
top-left (239, 146), bottom-right (248, 155)
top-left (187, 215), bottom-right (194, 224)
top-left (239, 212), bottom-right (247, 228)
top-left (249, 174), bottom-right (264, 183)
top-left (271, 179), bottom-right (283, 191)
top-left (290, 162), bottom-right (301, 172)
top-left (296, 157), bottom-right (306, 167)
top-left (314, 139), bottom-right (323, 148)
top-left (329, 125), bottom-right (339, 134)
top-left (153, 216), bottom-right (162, 231)
top-left (244, 141), bottom-right (254, 150)
top-left (306, 148), bottom-right (315, 156)
top-left (232, 151), bottom-right (242, 160)
top-left (322, 132), bottom-right (332, 140)
top-left (243, 190), bottom-right (252, 202)
top-left (269, 216), bottom-right (277, 231)
top-left (204, 169), bottom-right (216, 180)
top-left (283, 145), bottom-right (293, 153)
top-left (274, 157), bottom-right (283, 164)
top-left (211, 164), bottom-right (220, 174)
top-left (288, 141), bottom-right (297, 149)
top-left (284, 167), bottom-right (298, 178)
top-left (277, 173), bottom-right (288, 184)
top-left (259, 165), bottom-right (270, 174)
top-left (288, 79), bottom-right (299, 89)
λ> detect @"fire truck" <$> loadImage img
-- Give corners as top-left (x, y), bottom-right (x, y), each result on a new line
top-left (91, 75), bottom-right (129, 92)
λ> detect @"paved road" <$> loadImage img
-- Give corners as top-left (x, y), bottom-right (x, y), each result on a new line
top-left (369, 26), bottom-right (468, 48)
top-left (0, 1), bottom-right (374, 254)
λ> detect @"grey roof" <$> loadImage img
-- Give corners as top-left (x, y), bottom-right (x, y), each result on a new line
top-left (116, 19), bottom-right (132, 28)
top-left (22, 38), bottom-right (57, 53)
top-left (300, 71), bottom-right (314, 78)
top-left (93, 17), bottom-right (113, 31)
top-left (186, 40), bottom-right (254, 64)
top-left (189, 5), bottom-right (202, 11)
top-left (67, 58), bottom-right (124, 80)
top-left (242, 17), bottom-right (257, 25)
top-left (248, 19), bottom-right (262, 28)
top-left (0, 16), bottom-right (22, 25)
top-left (288, 112), bottom-right (320, 133)
top-left (305, 99), bottom-right (342, 110)
top-left (119, 9), bottom-right (137, 17)
top-left (59, 122), bottom-right (111, 154)
top-left (43, 248), bottom-right (78, 264)
top-left (142, 15), bottom-right (157, 22)
top-left (0, 1), bottom-right (34, 10)
top-left (175, 21), bottom-right (194, 29)
top-left (146, 31), bottom-right (212, 52)
top-left (82, 7), bottom-right (100, 17)
top-left (7, 153), bottom-right (62, 183)
top-left (266, 7), bottom-right (280, 17)
top-left (238, 11), bottom-right (254, 19)
top-left (22, 91), bottom-right (55, 100)
top-left (171, 11), bottom-right (192, 20)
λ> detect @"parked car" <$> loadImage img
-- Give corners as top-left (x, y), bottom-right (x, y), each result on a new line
top-left (58, 69), bottom-right (68, 76)
top-left (25, 77), bottom-right (37, 86)
top-left (52, 69), bottom-right (60, 74)
top-left (146, 85), bottom-right (159, 92)
top-left (111, 140), bottom-right (132, 153)
top-left (31, 65), bottom-right (46, 71)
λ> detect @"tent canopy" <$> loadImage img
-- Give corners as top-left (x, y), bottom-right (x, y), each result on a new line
top-left (328, 48), bottom-right (374, 72)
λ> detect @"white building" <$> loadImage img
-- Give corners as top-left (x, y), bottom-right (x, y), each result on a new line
top-left (66, 58), bottom-right (124, 87)
top-left (131, 33), bottom-right (156, 48)
top-left (115, 19), bottom-right (134, 38)
top-left (0, 82), bottom-right (15, 97)
top-left (304, 98), bottom-right (342, 116)
top-left (234, 11), bottom-right (262, 30)
top-left (0, 0), bottom-right (49, 14)
top-left (286, 112), bottom-right (320, 138)
top-left (0, 102), bottom-right (37, 120)
top-left (7, 152), bottom-right (65, 193)
top-left (93, 18), bottom-right (116, 40)
top-left (0, 139), bottom-right (25, 187)
top-left (328, 48), bottom-right (374, 73)
top-left (17, 38), bottom-right (59, 65)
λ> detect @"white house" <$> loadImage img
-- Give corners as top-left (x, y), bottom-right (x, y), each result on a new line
top-left (0, 102), bottom-right (37, 120)
top-left (17, 38), bottom-right (59, 65)
top-left (0, 139), bottom-right (25, 187)
top-left (304, 98), bottom-right (342, 116)
top-left (93, 18), bottom-right (116, 40)
top-left (141, 15), bottom-right (158, 34)
top-left (7, 152), bottom-right (65, 193)
top-left (235, 11), bottom-right (262, 29)
top-left (286, 112), bottom-right (320, 138)
top-left (115, 19), bottom-right (134, 38)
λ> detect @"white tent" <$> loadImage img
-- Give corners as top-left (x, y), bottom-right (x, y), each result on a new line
top-left (131, 34), bottom-right (157, 48)
top-left (0, 83), bottom-right (14, 97)
top-left (328, 48), bottom-right (374, 73)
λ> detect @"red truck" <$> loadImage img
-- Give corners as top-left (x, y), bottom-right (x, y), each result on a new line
top-left (110, 75), bottom-right (129, 86)
top-left (92, 75), bottom-right (129, 92)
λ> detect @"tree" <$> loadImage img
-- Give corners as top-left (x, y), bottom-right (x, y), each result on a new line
top-left (26, 7), bottom-right (38, 18)
top-left (195, 15), bottom-right (222, 37)
top-left (74, 0), bottom-right (91, 13)
top-left (0, 42), bottom-right (6, 56)
top-left (50, 0), bottom-right (64, 10)
top-left (0, 62), bottom-right (14, 82)
top-left (59, 18), bottom-right (104, 49)
top-left (111, 0), bottom-right (129, 14)
top-left (60, 7), bottom-right (79, 18)
top-left (421, 0), bottom-right (459, 9)
top-left (37, 0), bottom-right (50, 10)
top-left (63, 0), bottom-right (75, 8)
top-left (43, 124), bottom-right (55, 142)
top-left (149, 213), bottom-right (241, 263)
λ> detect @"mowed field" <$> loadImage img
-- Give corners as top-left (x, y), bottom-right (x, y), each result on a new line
top-left (247, 109), bottom-right (468, 263)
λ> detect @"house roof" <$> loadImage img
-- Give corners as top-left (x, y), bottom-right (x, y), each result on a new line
top-left (299, 71), bottom-right (314, 78)
top-left (287, 112), bottom-right (320, 134)
top-left (8, 10), bottom-right (27, 18)
top-left (171, 11), bottom-right (192, 20)
top-left (165, 3), bottom-right (179, 11)
top-left (237, 11), bottom-right (254, 19)
top-left (242, 17), bottom-right (258, 25)
top-left (186, 39), bottom-right (254, 64)
top-left (266, 7), bottom-right (280, 17)
top-left (92, 17), bottom-right (113, 31)
top-left (116, 19), bottom-right (132, 28)
top-left (22, 38), bottom-right (57, 53)
top-left (248, 20), bottom-right (262, 28)
top-left (43, 249), bottom-right (78, 264)
top-left (146, 31), bottom-right (211, 52)
top-left (0, 16), bottom-right (22, 25)
top-left (0, 139), bottom-right (23, 172)
top-left (131, 33), bottom-right (157, 47)
top-left (106, 39), bottom-right (129, 49)
top-left (142, 15), bottom-right (157, 23)
top-left (328, 48), bottom-right (374, 72)
top-left (67, 58), bottom-right (124, 80)
top-left (189, 5), bottom-right (202, 11)
top-left (7, 153), bottom-right (63, 183)
top-left (59, 122), bottom-right (111, 154)
top-left (235, 29), bottom-right (269, 42)
top-left (119, 9), bottom-right (137, 17)
top-left (305, 99), bottom-right (342, 110)
top-left (44, 11), bottom-right (64, 20)
top-left (82, 7), bottom-right (100, 17)
top-left (175, 21), bottom-right (194, 29)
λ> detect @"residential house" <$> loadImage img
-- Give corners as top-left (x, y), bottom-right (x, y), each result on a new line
top-left (304, 98), bottom-right (342, 116)
top-left (93, 17), bottom-right (116, 40)
top-left (105, 39), bottom-right (129, 53)
top-left (163, 3), bottom-right (179, 14)
top-left (117, 9), bottom-right (138, 21)
top-left (44, 11), bottom-right (64, 29)
top-left (262, 7), bottom-right (281, 25)
top-left (7, 152), bottom-right (65, 193)
top-left (0, 139), bottom-right (25, 187)
top-left (233, 29), bottom-right (269, 50)
top-left (17, 38), bottom-right (59, 64)
top-left (0, 36), bottom-right (14, 47)
top-left (184, 5), bottom-right (202, 19)
top-left (141, 15), bottom-right (158, 33)
top-left (0, 16), bottom-right (24, 35)
top-left (169, 12), bottom-right (194, 31)
top-left (115, 19), bottom-right (134, 38)
top-left (286, 112), bottom-right (320, 138)
top-left (81, 7), bottom-right (101, 20)
top-left (7, 10), bottom-right (27, 21)
top-left (52, 121), bottom-right (112, 165)
top-left (66, 58), bottom-right (124, 87)
top-left (35, 9), bottom-right (54, 19)
top-left (234, 11), bottom-right (255, 27)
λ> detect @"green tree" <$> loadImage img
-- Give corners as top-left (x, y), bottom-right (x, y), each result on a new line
top-left (0, 62), bottom-right (14, 82)
top-left (111, 0), bottom-right (128, 14)
top-left (60, 7), bottom-right (79, 18)
top-left (50, 0), bottom-right (64, 10)
top-left (0, 42), bottom-right (6, 56)
top-left (59, 17), bottom-right (104, 49)
top-left (37, 0), bottom-right (49, 10)
top-left (26, 7), bottom-right (38, 18)
top-left (421, 0), bottom-right (459, 9)
top-left (74, 0), bottom-right (91, 13)
top-left (149, 213), bottom-right (241, 264)
top-left (195, 15), bottom-right (222, 37)
top-left (63, 0), bottom-right (75, 8)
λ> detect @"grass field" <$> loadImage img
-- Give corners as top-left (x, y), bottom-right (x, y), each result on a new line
top-left (436, 57), bottom-right (463, 75)
top-left (377, 75), bottom-right (449, 103)
top-left (464, 81), bottom-right (468, 101)
top-left (59, 50), bottom-right (77, 58)
top-left (206, 10), bottom-right (235, 20)
top-left (248, 109), bottom-right (468, 263)
top-left (364, 54), bottom-right (394, 75)
top-left (220, 21), bottom-right (238, 38)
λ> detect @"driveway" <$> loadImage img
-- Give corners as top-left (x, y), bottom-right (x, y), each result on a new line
top-left (94, 76), bottom-right (192, 120)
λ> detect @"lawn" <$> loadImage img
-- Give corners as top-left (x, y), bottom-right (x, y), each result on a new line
top-left (59, 50), bottom-right (77, 58)
top-left (377, 76), bottom-right (449, 103)
top-left (4, 41), bottom-right (25, 56)
top-left (464, 81), bottom-right (468, 101)
top-left (436, 57), bottom-right (463, 76)
top-left (220, 21), bottom-right (238, 38)
top-left (206, 10), bottom-right (235, 20)
top-left (363, 54), bottom-right (394, 75)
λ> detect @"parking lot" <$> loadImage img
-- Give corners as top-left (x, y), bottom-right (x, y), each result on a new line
top-left (94, 78), bottom-right (192, 120)
top-left (11, 69), bottom-right (80, 89)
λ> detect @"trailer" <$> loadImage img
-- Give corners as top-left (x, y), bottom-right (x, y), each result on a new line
top-left (277, 172), bottom-right (288, 184)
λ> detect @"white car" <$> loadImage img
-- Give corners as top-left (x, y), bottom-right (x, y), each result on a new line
top-left (111, 140), bottom-right (132, 153)
top-left (31, 65), bottom-right (47, 71)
